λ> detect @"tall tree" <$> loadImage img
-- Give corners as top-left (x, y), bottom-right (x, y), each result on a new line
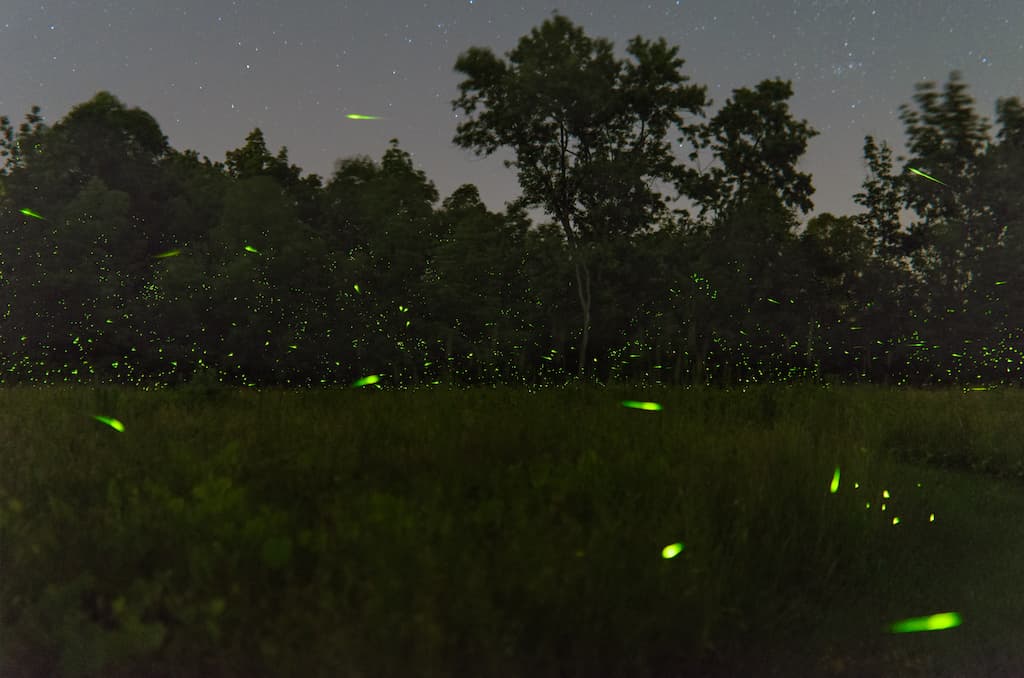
top-left (690, 78), bottom-right (818, 222)
top-left (224, 128), bottom-right (323, 228)
top-left (451, 12), bottom-right (710, 379)
top-left (898, 72), bottom-right (992, 309)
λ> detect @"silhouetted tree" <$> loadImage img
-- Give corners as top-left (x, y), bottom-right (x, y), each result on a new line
top-left (451, 12), bottom-right (711, 379)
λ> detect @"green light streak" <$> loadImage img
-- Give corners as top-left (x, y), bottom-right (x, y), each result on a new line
top-left (830, 467), bottom-right (840, 494)
top-left (153, 249), bottom-right (182, 259)
top-left (351, 375), bottom-right (380, 388)
top-left (244, 245), bottom-right (260, 254)
top-left (888, 612), bottom-right (961, 633)
top-left (346, 114), bottom-right (383, 120)
top-left (908, 167), bottom-right (948, 187)
top-left (19, 208), bottom-right (45, 220)
top-left (621, 400), bottom-right (663, 411)
top-left (93, 415), bottom-right (125, 432)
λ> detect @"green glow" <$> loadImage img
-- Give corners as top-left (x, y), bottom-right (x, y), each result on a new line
top-left (153, 249), bottom-right (182, 259)
top-left (621, 400), bottom-right (662, 411)
top-left (244, 245), bottom-right (260, 254)
top-left (661, 542), bottom-right (684, 559)
top-left (93, 415), bottom-right (125, 432)
top-left (346, 114), bottom-right (383, 120)
top-left (994, 281), bottom-right (1007, 285)
top-left (351, 375), bottom-right (380, 388)
top-left (19, 208), bottom-right (45, 220)
top-left (908, 166), bottom-right (948, 186)
top-left (829, 467), bottom-right (840, 493)
top-left (888, 612), bottom-right (961, 633)
top-left (354, 284), bottom-right (361, 294)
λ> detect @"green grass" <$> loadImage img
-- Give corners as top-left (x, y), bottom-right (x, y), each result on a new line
top-left (1, 382), bottom-right (1022, 677)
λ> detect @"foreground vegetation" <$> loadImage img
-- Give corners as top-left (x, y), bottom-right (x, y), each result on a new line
top-left (1, 382), bottom-right (1023, 677)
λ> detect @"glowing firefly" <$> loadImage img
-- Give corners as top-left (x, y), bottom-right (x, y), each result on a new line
top-left (153, 249), bottom-right (182, 259)
top-left (93, 415), bottom-right (125, 432)
top-left (351, 375), bottom-right (380, 388)
top-left (887, 612), bottom-right (961, 633)
top-left (244, 245), bottom-right (260, 254)
top-left (908, 167), bottom-right (948, 187)
top-left (346, 114), bottom-right (384, 120)
top-left (621, 400), bottom-right (663, 411)
top-left (829, 467), bottom-right (840, 494)
top-left (19, 208), bottom-right (45, 220)
top-left (661, 542), bottom-right (685, 559)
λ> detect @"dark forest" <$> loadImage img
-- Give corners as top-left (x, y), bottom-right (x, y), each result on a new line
top-left (2, 15), bottom-right (1022, 391)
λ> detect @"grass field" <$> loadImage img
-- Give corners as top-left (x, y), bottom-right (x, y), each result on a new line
top-left (1, 382), bottom-right (1022, 677)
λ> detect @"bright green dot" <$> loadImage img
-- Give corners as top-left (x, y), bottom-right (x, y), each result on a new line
top-left (93, 415), bottom-right (125, 432)
top-left (994, 281), bottom-right (1006, 285)
top-left (351, 375), bottom-right (380, 388)
top-left (354, 284), bottom-right (361, 294)
top-left (882, 489), bottom-right (890, 498)
top-left (888, 612), bottom-right (961, 633)
top-left (19, 208), bottom-right (45, 220)
top-left (153, 248), bottom-right (182, 259)
top-left (854, 482), bottom-right (860, 489)
top-left (621, 400), bottom-right (662, 411)
top-left (829, 467), bottom-right (840, 493)
top-left (892, 516), bottom-right (900, 525)
top-left (244, 245), bottom-right (260, 254)
top-left (767, 297), bottom-right (780, 304)
top-left (662, 542), bottom-right (684, 559)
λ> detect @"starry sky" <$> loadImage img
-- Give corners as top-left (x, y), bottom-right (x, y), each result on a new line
top-left (1, 0), bottom-right (1021, 229)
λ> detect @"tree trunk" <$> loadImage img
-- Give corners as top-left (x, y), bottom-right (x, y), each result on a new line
top-left (572, 253), bottom-right (592, 379)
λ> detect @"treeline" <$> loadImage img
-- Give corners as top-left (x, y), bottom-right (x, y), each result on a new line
top-left (0, 14), bottom-right (1021, 390)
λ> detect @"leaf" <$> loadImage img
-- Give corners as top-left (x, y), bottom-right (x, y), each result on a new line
top-left (260, 536), bottom-right (293, 570)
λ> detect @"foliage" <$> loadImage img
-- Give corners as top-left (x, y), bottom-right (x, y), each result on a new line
top-left (3, 383), bottom-right (1022, 676)
top-left (0, 18), bottom-right (1021, 392)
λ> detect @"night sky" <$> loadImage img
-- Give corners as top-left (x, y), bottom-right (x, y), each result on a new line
top-left (2, 0), bottom-right (1021, 228)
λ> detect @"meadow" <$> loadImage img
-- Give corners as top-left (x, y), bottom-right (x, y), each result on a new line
top-left (1, 381), bottom-right (1023, 677)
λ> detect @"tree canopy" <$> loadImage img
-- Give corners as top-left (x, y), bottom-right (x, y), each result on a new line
top-left (0, 18), bottom-right (1020, 390)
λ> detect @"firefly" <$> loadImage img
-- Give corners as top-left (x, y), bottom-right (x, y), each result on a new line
top-left (621, 400), bottom-right (662, 411)
top-left (93, 415), bottom-right (125, 432)
top-left (908, 167), bottom-right (948, 187)
top-left (346, 114), bottom-right (384, 120)
top-left (887, 612), bottom-right (961, 634)
top-left (19, 208), bottom-right (45, 220)
top-left (661, 542), bottom-right (685, 559)
top-left (153, 249), bottom-right (182, 259)
top-left (829, 467), bottom-right (840, 494)
top-left (351, 375), bottom-right (380, 388)
top-left (244, 245), bottom-right (260, 254)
